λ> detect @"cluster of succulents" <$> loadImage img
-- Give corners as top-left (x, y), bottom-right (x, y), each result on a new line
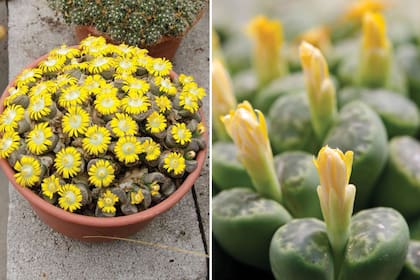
top-left (212, 0), bottom-right (420, 279)
top-left (0, 36), bottom-right (206, 217)
top-left (47, 0), bottom-right (207, 46)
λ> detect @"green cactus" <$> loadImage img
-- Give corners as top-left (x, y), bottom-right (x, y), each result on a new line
top-left (399, 241), bottom-right (420, 280)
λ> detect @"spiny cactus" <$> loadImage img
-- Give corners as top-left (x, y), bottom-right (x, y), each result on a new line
top-left (47, 0), bottom-right (207, 46)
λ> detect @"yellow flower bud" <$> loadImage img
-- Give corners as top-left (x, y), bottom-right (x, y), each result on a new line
top-left (343, 0), bottom-right (387, 21)
top-left (362, 12), bottom-right (389, 50)
top-left (296, 26), bottom-right (331, 54)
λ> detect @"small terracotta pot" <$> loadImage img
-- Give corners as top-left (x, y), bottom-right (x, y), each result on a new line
top-left (73, 7), bottom-right (206, 61)
top-left (0, 50), bottom-right (208, 242)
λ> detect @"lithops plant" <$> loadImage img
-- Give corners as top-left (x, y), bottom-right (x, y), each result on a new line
top-left (0, 36), bottom-right (206, 217)
top-left (269, 146), bottom-right (409, 280)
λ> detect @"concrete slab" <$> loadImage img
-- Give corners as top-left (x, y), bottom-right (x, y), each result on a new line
top-left (6, 1), bottom-right (209, 279)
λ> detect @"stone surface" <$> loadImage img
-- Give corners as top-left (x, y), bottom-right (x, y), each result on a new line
top-left (6, 1), bottom-right (209, 279)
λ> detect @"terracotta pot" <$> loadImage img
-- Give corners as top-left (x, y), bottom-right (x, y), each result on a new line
top-left (0, 50), bottom-right (208, 242)
top-left (74, 7), bottom-right (206, 61)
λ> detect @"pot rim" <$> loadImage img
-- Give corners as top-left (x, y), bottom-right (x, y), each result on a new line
top-left (0, 46), bottom-right (208, 228)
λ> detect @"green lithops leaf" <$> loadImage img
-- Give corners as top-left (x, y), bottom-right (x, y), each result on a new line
top-left (338, 88), bottom-right (419, 138)
top-left (324, 101), bottom-right (388, 210)
top-left (339, 207), bottom-right (409, 280)
top-left (269, 218), bottom-right (334, 280)
top-left (373, 136), bottom-right (420, 219)
top-left (399, 241), bottom-right (420, 280)
top-left (213, 188), bottom-right (292, 270)
top-left (268, 93), bottom-right (319, 154)
top-left (274, 151), bottom-right (322, 219)
top-left (395, 43), bottom-right (420, 108)
top-left (212, 142), bottom-right (254, 191)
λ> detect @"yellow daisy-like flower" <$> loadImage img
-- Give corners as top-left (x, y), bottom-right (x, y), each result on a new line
top-left (82, 74), bottom-right (106, 95)
top-left (41, 174), bottom-right (61, 200)
top-left (113, 43), bottom-right (136, 57)
top-left (94, 93), bottom-right (120, 115)
top-left (58, 184), bottom-right (82, 212)
top-left (97, 190), bottom-right (119, 214)
top-left (155, 95), bottom-right (172, 113)
top-left (130, 189), bottom-right (144, 205)
top-left (109, 113), bottom-right (138, 137)
top-left (38, 55), bottom-right (66, 73)
top-left (197, 122), bottom-right (206, 135)
top-left (179, 92), bottom-right (199, 113)
top-left (146, 112), bottom-right (167, 133)
top-left (63, 58), bottom-right (87, 72)
top-left (121, 92), bottom-right (151, 115)
top-left (29, 80), bottom-right (56, 97)
top-left (135, 51), bottom-right (152, 68)
top-left (150, 181), bottom-right (160, 196)
top-left (0, 104), bottom-right (25, 132)
top-left (49, 44), bottom-right (80, 59)
top-left (154, 76), bottom-right (177, 95)
top-left (98, 83), bottom-right (118, 96)
top-left (0, 131), bottom-right (20, 158)
top-left (14, 156), bottom-right (42, 187)
top-left (62, 106), bottom-right (90, 137)
top-left (182, 82), bottom-right (206, 100)
top-left (88, 159), bottom-right (115, 188)
top-left (80, 36), bottom-right (106, 50)
top-left (114, 135), bottom-right (143, 164)
top-left (26, 122), bottom-right (54, 155)
top-left (54, 147), bottom-right (82, 179)
top-left (142, 139), bottom-right (161, 161)
top-left (87, 56), bottom-right (115, 74)
top-left (28, 94), bottom-right (53, 120)
top-left (82, 125), bottom-right (111, 156)
top-left (121, 76), bottom-right (150, 95)
top-left (55, 74), bottom-right (78, 88)
top-left (4, 86), bottom-right (28, 105)
top-left (113, 71), bottom-right (133, 81)
top-left (115, 56), bottom-right (138, 74)
top-left (58, 85), bottom-right (89, 108)
top-left (178, 74), bottom-right (195, 85)
top-left (84, 43), bottom-right (112, 57)
top-left (163, 152), bottom-right (186, 175)
top-left (147, 58), bottom-right (172, 76)
top-left (171, 123), bottom-right (192, 145)
top-left (16, 68), bottom-right (42, 86)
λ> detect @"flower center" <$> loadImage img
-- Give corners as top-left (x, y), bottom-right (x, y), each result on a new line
top-left (63, 191), bottom-right (76, 205)
top-left (118, 120), bottom-right (129, 132)
top-left (169, 158), bottom-right (179, 169)
top-left (103, 197), bottom-right (114, 206)
top-left (161, 79), bottom-right (171, 88)
top-left (177, 129), bottom-right (186, 139)
top-left (62, 154), bottom-right (75, 168)
top-left (45, 58), bottom-right (58, 66)
top-left (90, 133), bottom-right (104, 145)
top-left (153, 62), bottom-right (165, 71)
top-left (128, 97), bottom-right (143, 107)
top-left (96, 167), bottom-right (108, 179)
top-left (101, 97), bottom-right (115, 108)
top-left (1, 138), bottom-right (12, 150)
top-left (66, 90), bottom-right (81, 101)
top-left (122, 142), bottom-right (135, 155)
top-left (93, 58), bottom-right (108, 67)
top-left (32, 99), bottom-right (46, 112)
top-left (21, 164), bottom-right (34, 178)
top-left (70, 115), bottom-right (82, 128)
top-left (150, 119), bottom-right (161, 128)
top-left (32, 130), bottom-right (46, 145)
top-left (4, 110), bottom-right (17, 124)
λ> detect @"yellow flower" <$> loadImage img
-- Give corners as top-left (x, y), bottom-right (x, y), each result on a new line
top-left (247, 15), bottom-right (287, 86)
top-left (154, 95), bottom-right (172, 113)
top-left (178, 74), bottom-right (195, 85)
top-left (147, 58), bottom-right (172, 76)
top-left (80, 36), bottom-right (107, 50)
top-left (179, 92), bottom-right (199, 113)
top-left (28, 94), bottom-right (53, 120)
top-left (16, 68), bottom-right (42, 86)
top-left (14, 156), bottom-right (42, 187)
top-left (54, 147), bottom-right (82, 179)
top-left (82, 74), bottom-right (106, 95)
top-left (29, 80), bottom-right (56, 97)
top-left (97, 190), bottom-right (119, 214)
top-left (121, 76), bottom-right (150, 95)
top-left (113, 43), bottom-right (136, 57)
top-left (109, 113), bottom-right (138, 137)
top-left (49, 44), bottom-right (80, 59)
top-left (114, 136), bottom-right (143, 164)
top-left (82, 125), bottom-right (111, 156)
top-left (197, 122), bottom-right (206, 135)
top-left (88, 159), bottom-right (115, 188)
top-left (343, 0), bottom-right (387, 21)
top-left (38, 55), bottom-right (66, 73)
top-left (115, 56), bottom-right (138, 74)
top-left (130, 189), bottom-right (144, 205)
top-left (63, 58), bottom-right (87, 72)
top-left (62, 106), bottom-right (90, 137)
top-left (362, 12), bottom-right (389, 50)
top-left (87, 56), bottom-right (115, 74)
top-left (171, 123), bottom-right (192, 145)
top-left (26, 122), bottom-right (54, 155)
top-left (182, 82), bottom-right (206, 100)
top-left (97, 83), bottom-right (118, 96)
top-left (122, 92), bottom-right (151, 115)
top-left (0, 104), bottom-right (25, 132)
top-left (222, 101), bottom-right (282, 202)
top-left (58, 184), bottom-right (83, 212)
top-left (4, 86), bottom-right (28, 106)
top-left (83, 43), bottom-right (112, 57)
top-left (142, 139), bottom-right (161, 161)
top-left (313, 146), bottom-right (356, 258)
top-left (149, 182), bottom-right (160, 196)
top-left (163, 152), bottom-right (186, 175)
top-left (135, 52), bottom-right (152, 68)
top-left (0, 131), bottom-right (20, 158)
top-left (41, 175), bottom-right (61, 200)
top-left (94, 93), bottom-right (120, 115)
top-left (58, 85), bottom-right (89, 108)
top-left (295, 25), bottom-right (331, 54)
top-left (146, 112), bottom-right (167, 133)
top-left (154, 77), bottom-right (177, 95)
top-left (55, 74), bottom-right (78, 88)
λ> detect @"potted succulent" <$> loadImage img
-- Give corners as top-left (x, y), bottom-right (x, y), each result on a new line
top-left (0, 36), bottom-right (207, 241)
top-left (46, 0), bottom-right (207, 60)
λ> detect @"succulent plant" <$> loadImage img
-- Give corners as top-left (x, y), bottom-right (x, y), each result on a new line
top-left (0, 36), bottom-right (207, 217)
top-left (47, 0), bottom-right (207, 46)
